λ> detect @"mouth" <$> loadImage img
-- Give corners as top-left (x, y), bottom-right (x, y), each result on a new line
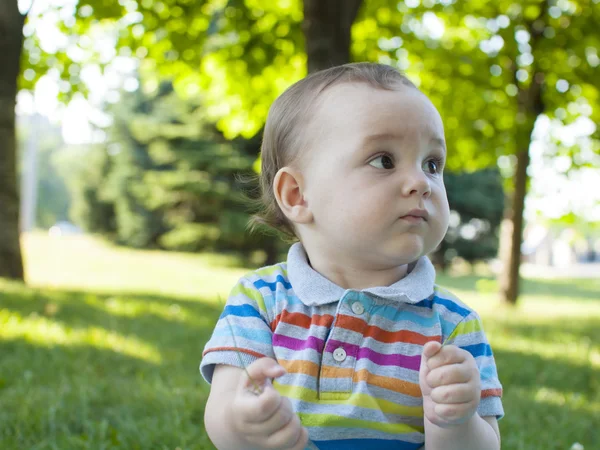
top-left (399, 209), bottom-right (429, 223)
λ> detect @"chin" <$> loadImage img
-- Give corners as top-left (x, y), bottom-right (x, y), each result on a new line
top-left (385, 247), bottom-right (425, 266)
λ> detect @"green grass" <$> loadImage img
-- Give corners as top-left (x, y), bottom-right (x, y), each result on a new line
top-left (1, 233), bottom-right (599, 450)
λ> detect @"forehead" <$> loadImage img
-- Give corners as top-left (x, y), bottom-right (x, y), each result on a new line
top-left (310, 82), bottom-right (445, 141)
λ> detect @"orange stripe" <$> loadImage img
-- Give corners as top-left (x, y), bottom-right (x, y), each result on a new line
top-left (279, 359), bottom-right (320, 376)
top-left (271, 312), bottom-right (334, 331)
top-left (354, 368), bottom-right (422, 397)
top-left (202, 347), bottom-right (265, 359)
top-left (278, 359), bottom-right (422, 398)
top-left (321, 365), bottom-right (355, 379)
top-left (274, 313), bottom-right (437, 346)
top-left (482, 388), bottom-right (502, 398)
top-left (336, 314), bottom-right (439, 345)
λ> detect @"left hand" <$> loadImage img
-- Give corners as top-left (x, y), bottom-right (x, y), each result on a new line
top-left (419, 341), bottom-right (481, 428)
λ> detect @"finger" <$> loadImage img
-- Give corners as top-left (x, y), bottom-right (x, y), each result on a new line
top-left (419, 341), bottom-right (442, 379)
top-left (427, 345), bottom-right (467, 371)
top-left (434, 401), bottom-right (478, 423)
top-left (238, 384), bottom-right (283, 424)
top-left (290, 427), bottom-right (310, 450)
top-left (264, 414), bottom-right (304, 449)
top-left (422, 341), bottom-right (442, 360)
top-left (430, 384), bottom-right (477, 405)
top-left (249, 396), bottom-right (295, 435)
top-left (242, 357), bottom-right (286, 391)
top-left (426, 363), bottom-right (471, 388)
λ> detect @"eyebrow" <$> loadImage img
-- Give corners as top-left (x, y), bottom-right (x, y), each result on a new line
top-left (362, 133), bottom-right (447, 151)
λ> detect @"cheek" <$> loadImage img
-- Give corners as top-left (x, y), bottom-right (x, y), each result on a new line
top-left (433, 187), bottom-right (450, 230)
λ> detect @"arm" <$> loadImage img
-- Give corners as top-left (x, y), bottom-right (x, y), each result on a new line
top-left (419, 341), bottom-right (501, 450)
top-left (424, 415), bottom-right (500, 450)
top-left (204, 364), bottom-right (249, 450)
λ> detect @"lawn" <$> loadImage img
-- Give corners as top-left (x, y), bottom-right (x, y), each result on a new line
top-left (1, 233), bottom-right (598, 450)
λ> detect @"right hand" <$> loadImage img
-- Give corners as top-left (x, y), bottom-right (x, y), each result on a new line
top-left (230, 357), bottom-right (309, 450)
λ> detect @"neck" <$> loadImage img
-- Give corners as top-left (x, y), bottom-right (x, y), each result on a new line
top-left (304, 247), bottom-right (410, 290)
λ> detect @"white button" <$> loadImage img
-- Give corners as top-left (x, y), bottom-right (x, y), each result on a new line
top-left (351, 302), bottom-right (365, 315)
top-left (333, 347), bottom-right (347, 362)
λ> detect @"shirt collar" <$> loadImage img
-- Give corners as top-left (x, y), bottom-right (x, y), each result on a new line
top-left (286, 242), bottom-right (436, 306)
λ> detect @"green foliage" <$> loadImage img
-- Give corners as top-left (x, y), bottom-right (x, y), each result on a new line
top-left (432, 169), bottom-right (505, 268)
top-left (22, 0), bottom-right (599, 172)
top-left (66, 145), bottom-right (116, 235)
top-left (21, 0), bottom-right (306, 138)
top-left (35, 146), bottom-right (71, 229)
top-left (69, 81), bottom-right (279, 257)
top-left (363, 0), bottom-right (600, 171)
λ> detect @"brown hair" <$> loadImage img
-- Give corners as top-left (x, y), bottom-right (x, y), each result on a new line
top-left (250, 62), bottom-right (416, 238)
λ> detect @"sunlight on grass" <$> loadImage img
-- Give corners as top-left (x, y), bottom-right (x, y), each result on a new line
top-left (490, 334), bottom-right (595, 366)
top-left (90, 295), bottom-right (192, 323)
top-left (533, 387), bottom-right (599, 413)
top-left (0, 310), bottom-right (162, 363)
top-left (22, 232), bottom-right (249, 300)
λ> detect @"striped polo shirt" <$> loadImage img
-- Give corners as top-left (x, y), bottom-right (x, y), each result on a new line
top-left (201, 243), bottom-right (503, 450)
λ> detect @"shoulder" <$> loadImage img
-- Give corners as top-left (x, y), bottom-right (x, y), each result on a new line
top-left (237, 262), bottom-right (291, 293)
top-left (427, 285), bottom-right (482, 341)
top-left (430, 285), bottom-right (479, 321)
top-left (228, 263), bottom-right (289, 320)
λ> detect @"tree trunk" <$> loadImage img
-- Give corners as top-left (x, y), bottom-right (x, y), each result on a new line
top-left (499, 1), bottom-right (548, 305)
top-left (302, 0), bottom-right (363, 73)
top-left (499, 142), bottom-right (530, 305)
top-left (0, 1), bottom-right (26, 281)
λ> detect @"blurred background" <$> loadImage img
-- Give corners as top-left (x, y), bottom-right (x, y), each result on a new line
top-left (0, 0), bottom-right (598, 449)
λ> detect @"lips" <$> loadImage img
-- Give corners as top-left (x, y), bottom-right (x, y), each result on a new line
top-left (400, 209), bottom-right (429, 222)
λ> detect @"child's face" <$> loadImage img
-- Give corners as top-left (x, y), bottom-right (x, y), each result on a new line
top-left (299, 82), bottom-right (450, 268)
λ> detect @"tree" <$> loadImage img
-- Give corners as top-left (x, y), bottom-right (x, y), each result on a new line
top-left (0, 1), bottom-right (27, 280)
top-left (99, 82), bottom-right (260, 253)
top-left (411, 0), bottom-right (599, 304)
top-left (492, 0), bottom-right (599, 304)
top-left (303, 1), bottom-right (363, 72)
top-left (67, 81), bottom-right (286, 264)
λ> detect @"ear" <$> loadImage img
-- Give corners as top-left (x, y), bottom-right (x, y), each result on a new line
top-left (273, 167), bottom-right (313, 224)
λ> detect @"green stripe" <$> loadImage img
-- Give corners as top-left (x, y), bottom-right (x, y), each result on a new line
top-left (449, 317), bottom-right (482, 340)
top-left (299, 412), bottom-right (424, 433)
top-left (230, 282), bottom-right (267, 313)
top-left (276, 384), bottom-right (422, 417)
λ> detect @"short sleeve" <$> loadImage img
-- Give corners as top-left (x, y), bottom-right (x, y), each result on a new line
top-left (443, 312), bottom-right (504, 419)
top-left (200, 276), bottom-right (275, 384)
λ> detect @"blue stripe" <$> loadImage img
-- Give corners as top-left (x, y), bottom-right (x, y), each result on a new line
top-left (440, 316), bottom-right (457, 339)
top-left (414, 297), bottom-right (435, 309)
top-left (221, 304), bottom-right (261, 319)
top-left (480, 364), bottom-right (498, 380)
top-left (312, 439), bottom-right (422, 450)
top-left (463, 343), bottom-right (493, 358)
top-left (282, 294), bottom-right (311, 307)
top-left (370, 304), bottom-right (439, 328)
top-left (429, 295), bottom-right (471, 317)
top-left (213, 325), bottom-right (272, 345)
top-left (253, 275), bottom-right (293, 291)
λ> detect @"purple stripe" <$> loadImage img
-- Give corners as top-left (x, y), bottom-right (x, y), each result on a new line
top-left (273, 334), bottom-right (325, 353)
top-left (326, 339), bottom-right (421, 371)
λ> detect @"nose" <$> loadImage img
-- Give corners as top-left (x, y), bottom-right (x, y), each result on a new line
top-left (401, 169), bottom-right (431, 199)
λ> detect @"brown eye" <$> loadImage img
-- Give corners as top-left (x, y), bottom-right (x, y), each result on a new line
top-left (424, 159), bottom-right (441, 174)
top-left (369, 155), bottom-right (395, 170)
top-left (427, 160), bottom-right (438, 174)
